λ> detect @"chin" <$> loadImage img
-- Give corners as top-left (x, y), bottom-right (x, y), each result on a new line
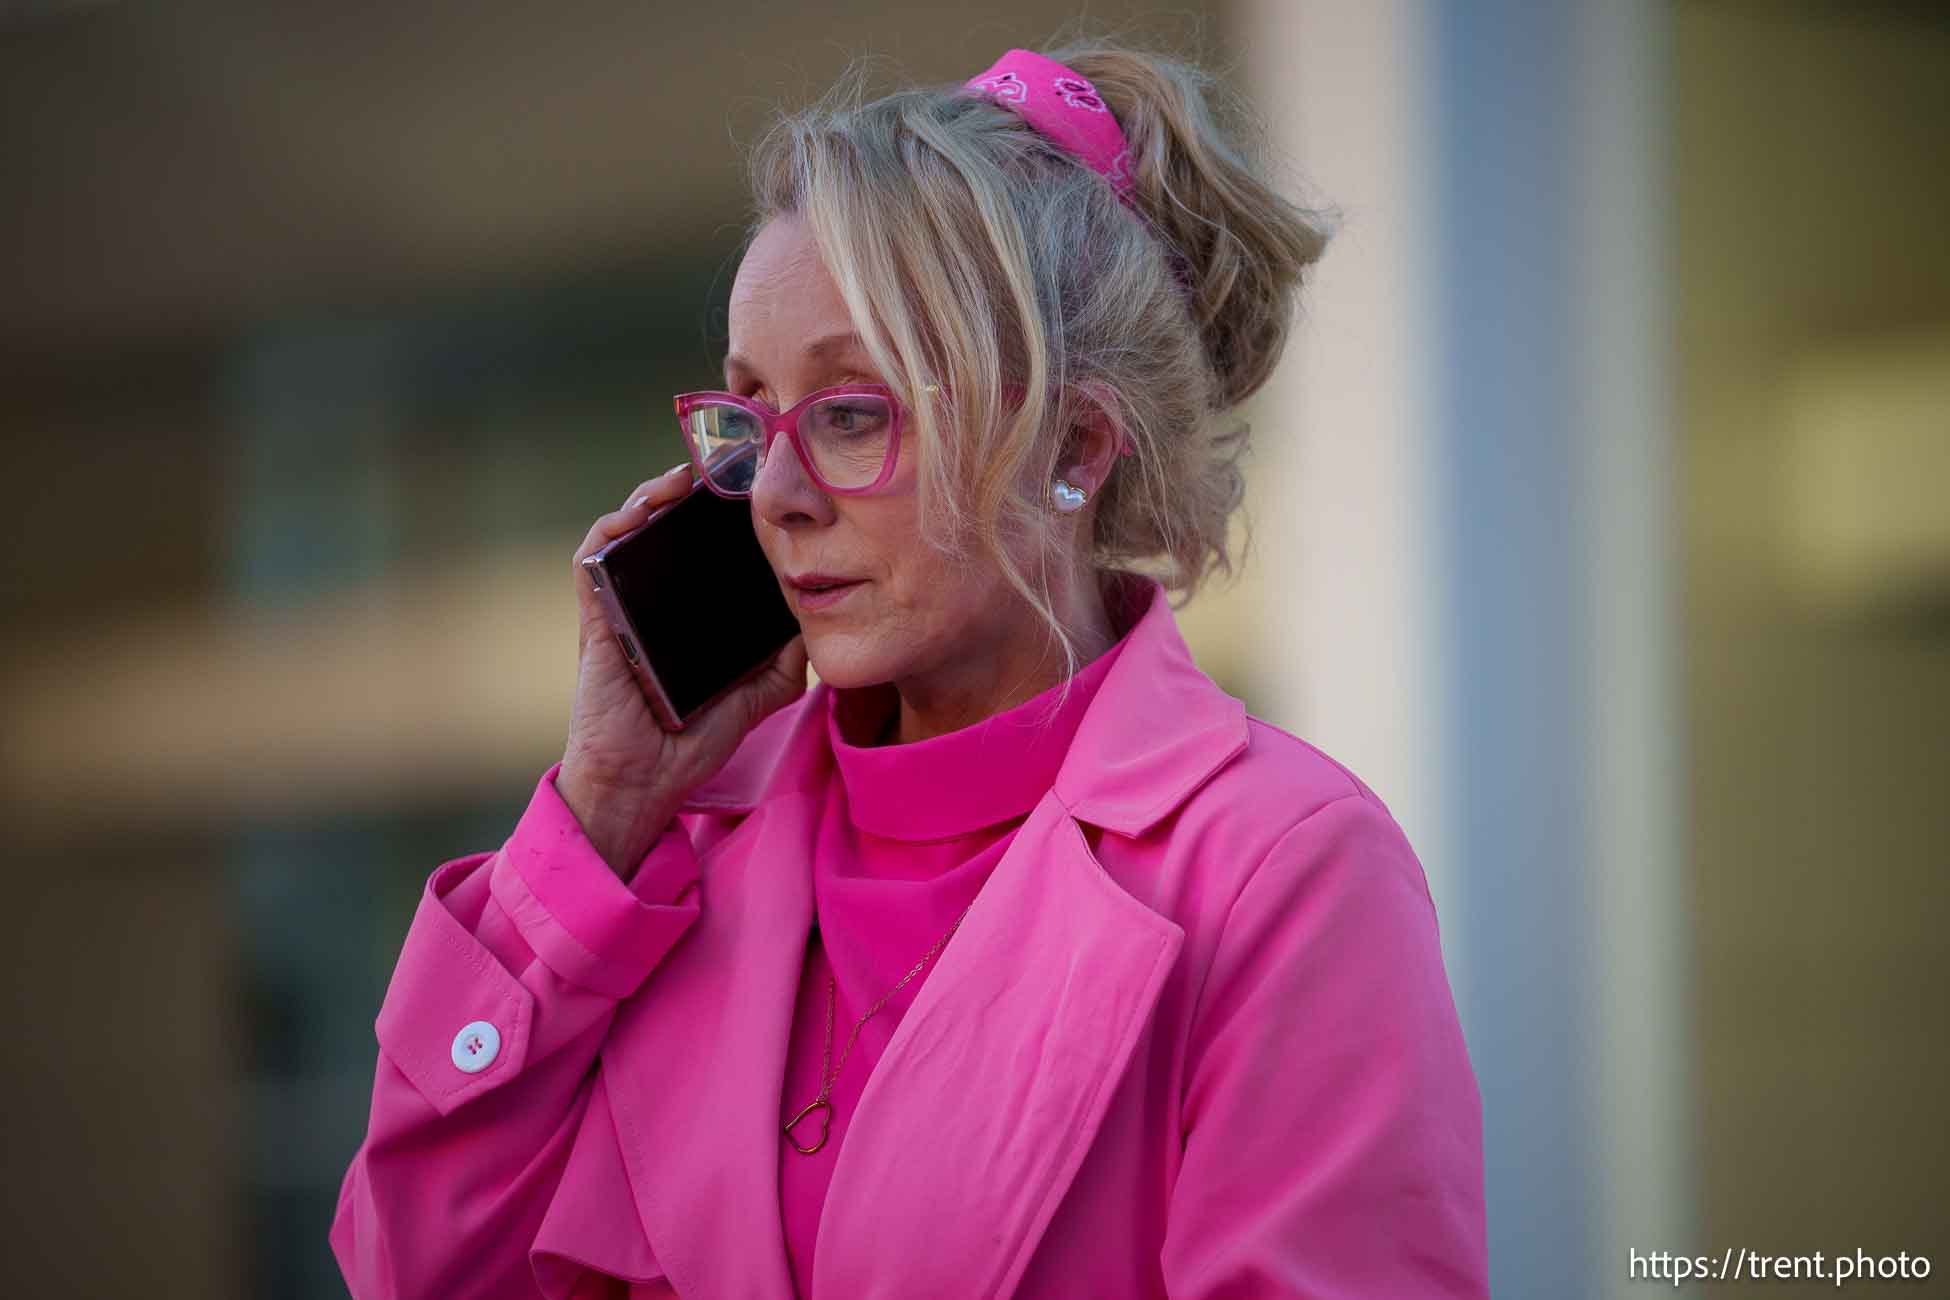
top-left (802, 629), bottom-right (902, 691)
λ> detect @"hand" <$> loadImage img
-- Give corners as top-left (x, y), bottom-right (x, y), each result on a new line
top-left (559, 464), bottom-right (809, 877)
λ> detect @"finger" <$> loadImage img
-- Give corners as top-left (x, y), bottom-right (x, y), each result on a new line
top-left (619, 461), bottom-right (694, 511)
top-left (747, 635), bottom-right (810, 722)
top-left (778, 634), bottom-right (809, 681)
top-left (571, 464), bottom-right (699, 653)
top-left (573, 465), bottom-right (694, 565)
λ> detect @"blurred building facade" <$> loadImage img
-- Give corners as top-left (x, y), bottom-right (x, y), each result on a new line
top-left (3, 2), bottom-right (1945, 1297)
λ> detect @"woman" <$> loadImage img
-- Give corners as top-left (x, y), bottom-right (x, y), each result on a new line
top-left (331, 41), bottom-right (1487, 1300)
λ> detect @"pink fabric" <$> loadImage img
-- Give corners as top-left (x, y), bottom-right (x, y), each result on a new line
top-left (965, 49), bottom-right (1135, 202)
top-left (778, 636), bottom-right (1127, 1296)
top-left (330, 571), bottom-right (1488, 1299)
top-left (963, 51), bottom-right (1149, 457)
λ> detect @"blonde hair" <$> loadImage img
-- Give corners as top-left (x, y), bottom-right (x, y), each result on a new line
top-left (744, 37), bottom-right (1332, 685)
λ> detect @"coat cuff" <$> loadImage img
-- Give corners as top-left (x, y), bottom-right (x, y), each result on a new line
top-left (374, 854), bottom-right (537, 1116)
top-left (487, 761), bottom-right (702, 999)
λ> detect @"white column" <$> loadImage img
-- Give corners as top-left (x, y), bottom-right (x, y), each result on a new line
top-left (1232, 3), bottom-right (1693, 1297)
top-left (1572, 2), bottom-right (1694, 1289)
top-left (1233, 0), bottom-right (1455, 951)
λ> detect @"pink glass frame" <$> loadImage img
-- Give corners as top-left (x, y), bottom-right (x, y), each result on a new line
top-left (672, 383), bottom-right (909, 499)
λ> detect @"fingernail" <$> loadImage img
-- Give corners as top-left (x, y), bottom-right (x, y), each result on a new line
top-left (662, 462), bottom-right (691, 478)
top-left (630, 495), bottom-right (651, 510)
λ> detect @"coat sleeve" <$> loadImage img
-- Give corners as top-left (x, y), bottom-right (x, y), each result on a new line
top-left (1159, 792), bottom-right (1489, 1299)
top-left (330, 761), bottom-right (709, 1300)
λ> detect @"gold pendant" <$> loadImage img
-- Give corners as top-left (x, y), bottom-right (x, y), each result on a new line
top-left (784, 1098), bottom-right (832, 1154)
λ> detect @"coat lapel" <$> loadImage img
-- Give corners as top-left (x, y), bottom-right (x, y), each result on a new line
top-left (598, 696), bottom-right (830, 1300)
top-left (810, 791), bottom-right (1187, 1297)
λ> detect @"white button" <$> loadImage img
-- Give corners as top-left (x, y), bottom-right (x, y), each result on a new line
top-left (451, 1020), bottom-right (501, 1074)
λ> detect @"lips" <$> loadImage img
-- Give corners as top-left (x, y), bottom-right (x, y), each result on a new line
top-left (788, 573), bottom-right (864, 593)
top-left (787, 572), bottom-right (866, 612)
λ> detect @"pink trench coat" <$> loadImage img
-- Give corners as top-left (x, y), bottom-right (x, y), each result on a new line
top-left (331, 576), bottom-right (1489, 1299)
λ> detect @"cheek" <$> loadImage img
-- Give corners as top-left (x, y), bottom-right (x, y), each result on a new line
top-left (883, 552), bottom-right (998, 646)
top-left (853, 490), bottom-right (1014, 598)
top-left (843, 498), bottom-right (927, 583)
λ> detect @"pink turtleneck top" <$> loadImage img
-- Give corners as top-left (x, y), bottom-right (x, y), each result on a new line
top-left (776, 632), bottom-right (1131, 1297)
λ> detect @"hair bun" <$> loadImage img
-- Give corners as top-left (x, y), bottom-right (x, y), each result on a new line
top-left (1051, 43), bottom-right (1334, 410)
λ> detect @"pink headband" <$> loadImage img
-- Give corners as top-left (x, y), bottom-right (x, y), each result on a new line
top-left (964, 49), bottom-right (1136, 204)
top-left (965, 50), bottom-right (1143, 457)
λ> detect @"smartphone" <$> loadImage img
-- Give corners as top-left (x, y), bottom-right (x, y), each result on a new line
top-left (580, 474), bottom-right (800, 731)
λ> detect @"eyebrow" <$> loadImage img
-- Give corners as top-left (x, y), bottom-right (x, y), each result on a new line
top-left (723, 331), bottom-right (869, 382)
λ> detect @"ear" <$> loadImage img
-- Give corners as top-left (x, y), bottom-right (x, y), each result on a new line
top-left (1056, 381), bottom-right (1126, 496)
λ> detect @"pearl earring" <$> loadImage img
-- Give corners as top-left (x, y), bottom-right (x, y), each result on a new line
top-left (1051, 478), bottom-right (1088, 512)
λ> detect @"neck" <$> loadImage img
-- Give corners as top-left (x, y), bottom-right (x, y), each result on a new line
top-left (878, 569), bottom-right (1119, 746)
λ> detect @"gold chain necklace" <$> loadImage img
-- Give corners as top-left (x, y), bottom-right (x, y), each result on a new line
top-left (783, 898), bottom-right (975, 1155)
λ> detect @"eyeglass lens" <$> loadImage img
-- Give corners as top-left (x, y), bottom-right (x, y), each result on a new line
top-left (684, 394), bottom-right (895, 494)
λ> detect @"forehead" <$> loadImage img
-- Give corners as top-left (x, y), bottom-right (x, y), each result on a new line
top-left (728, 216), bottom-right (853, 345)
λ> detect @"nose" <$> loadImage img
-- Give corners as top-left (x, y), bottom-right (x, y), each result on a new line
top-left (750, 423), bottom-right (835, 530)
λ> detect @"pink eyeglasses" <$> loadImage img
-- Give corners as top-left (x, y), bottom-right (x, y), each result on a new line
top-left (673, 383), bottom-right (914, 499)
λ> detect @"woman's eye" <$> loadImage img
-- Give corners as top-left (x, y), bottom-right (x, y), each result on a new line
top-left (810, 402), bottom-right (889, 436)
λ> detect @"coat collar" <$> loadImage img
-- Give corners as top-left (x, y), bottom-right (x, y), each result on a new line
top-left (677, 570), bottom-right (1249, 837)
top-left (593, 572), bottom-right (1246, 1298)
top-left (1051, 570), bottom-right (1249, 834)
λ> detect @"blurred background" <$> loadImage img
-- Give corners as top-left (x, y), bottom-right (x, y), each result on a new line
top-left (3, 1), bottom-right (1944, 1296)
